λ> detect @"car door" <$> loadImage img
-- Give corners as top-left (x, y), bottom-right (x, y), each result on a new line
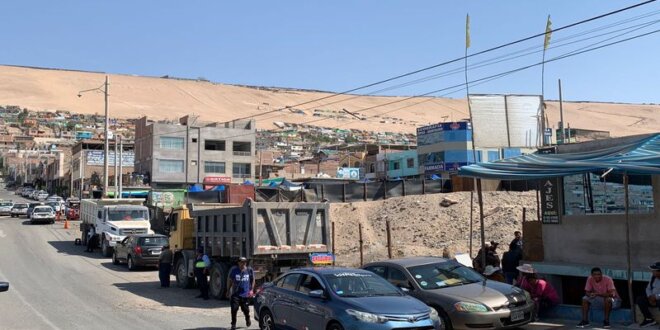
top-left (270, 273), bottom-right (302, 329)
top-left (289, 273), bottom-right (328, 330)
top-left (116, 237), bottom-right (130, 260)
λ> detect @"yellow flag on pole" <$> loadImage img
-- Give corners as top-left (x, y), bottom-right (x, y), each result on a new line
top-left (466, 14), bottom-right (471, 49)
top-left (544, 15), bottom-right (552, 50)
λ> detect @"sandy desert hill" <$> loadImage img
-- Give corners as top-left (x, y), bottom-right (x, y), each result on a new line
top-left (0, 65), bottom-right (658, 137)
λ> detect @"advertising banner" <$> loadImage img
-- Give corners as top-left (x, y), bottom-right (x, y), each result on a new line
top-left (86, 150), bottom-right (135, 166)
top-left (336, 167), bottom-right (360, 179)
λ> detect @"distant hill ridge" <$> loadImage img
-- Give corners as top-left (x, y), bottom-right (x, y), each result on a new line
top-left (0, 64), bottom-right (657, 137)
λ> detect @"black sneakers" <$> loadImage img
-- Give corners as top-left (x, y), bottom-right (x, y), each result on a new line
top-left (639, 319), bottom-right (658, 328)
top-left (576, 320), bottom-right (590, 328)
top-left (603, 320), bottom-right (610, 328)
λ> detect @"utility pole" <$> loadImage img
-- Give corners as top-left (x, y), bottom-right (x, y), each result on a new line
top-left (69, 156), bottom-right (74, 198)
top-left (118, 136), bottom-right (123, 199)
top-left (185, 123), bottom-right (190, 187)
top-left (114, 136), bottom-right (119, 198)
top-left (79, 152), bottom-right (85, 200)
top-left (559, 79), bottom-right (565, 144)
top-left (258, 149), bottom-right (264, 186)
top-left (196, 127), bottom-right (201, 184)
top-left (103, 75), bottom-right (110, 197)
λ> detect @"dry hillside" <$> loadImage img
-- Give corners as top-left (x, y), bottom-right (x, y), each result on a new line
top-left (330, 191), bottom-right (537, 267)
top-left (0, 65), bottom-right (658, 136)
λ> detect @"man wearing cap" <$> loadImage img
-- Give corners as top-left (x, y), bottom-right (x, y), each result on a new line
top-left (636, 261), bottom-right (660, 327)
top-left (194, 247), bottom-right (211, 300)
top-left (227, 257), bottom-right (255, 330)
top-left (577, 267), bottom-right (621, 328)
top-left (157, 244), bottom-right (173, 288)
top-left (483, 265), bottom-right (505, 282)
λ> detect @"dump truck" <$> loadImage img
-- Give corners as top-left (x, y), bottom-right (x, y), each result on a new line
top-left (167, 199), bottom-right (331, 299)
top-left (80, 199), bottom-right (153, 257)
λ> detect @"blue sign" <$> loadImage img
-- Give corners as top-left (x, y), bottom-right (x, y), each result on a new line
top-left (417, 122), bottom-right (471, 146)
top-left (336, 167), bottom-right (360, 179)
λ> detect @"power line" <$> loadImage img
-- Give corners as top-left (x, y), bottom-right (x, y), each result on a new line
top-left (221, 0), bottom-right (657, 124)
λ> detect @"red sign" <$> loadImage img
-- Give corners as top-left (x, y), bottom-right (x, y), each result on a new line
top-left (203, 176), bottom-right (231, 185)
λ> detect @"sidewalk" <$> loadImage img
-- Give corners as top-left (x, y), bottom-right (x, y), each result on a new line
top-left (524, 319), bottom-right (646, 330)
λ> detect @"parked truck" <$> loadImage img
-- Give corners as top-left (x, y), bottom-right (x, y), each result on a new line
top-left (167, 199), bottom-right (331, 299)
top-left (80, 199), bottom-right (153, 257)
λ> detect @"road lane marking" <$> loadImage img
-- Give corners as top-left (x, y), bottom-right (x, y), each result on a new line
top-left (0, 229), bottom-right (6, 238)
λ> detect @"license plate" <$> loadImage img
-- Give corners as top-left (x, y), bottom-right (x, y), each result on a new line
top-left (151, 250), bottom-right (161, 255)
top-left (510, 310), bottom-right (524, 322)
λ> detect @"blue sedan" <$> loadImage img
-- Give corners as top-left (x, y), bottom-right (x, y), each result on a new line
top-left (254, 267), bottom-right (442, 330)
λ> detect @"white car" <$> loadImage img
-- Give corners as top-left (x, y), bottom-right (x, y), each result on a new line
top-left (0, 201), bottom-right (13, 216)
top-left (37, 192), bottom-right (49, 201)
top-left (30, 206), bottom-right (56, 224)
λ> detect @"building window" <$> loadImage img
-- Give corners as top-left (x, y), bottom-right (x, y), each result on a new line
top-left (391, 161), bottom-right (401, 170)
top-left (205, 161), bottom-right (226, 174)
top-left (160, 137), bottom-right (184, 150)
top-left (563, 173), bottom-right (654, 215)
top-left (232, 141), bottom-right (251, 156)
top-left (192, 138), bottom-right (197, 143)
top-left (205, 140), bottom-right (226, 151)
top-left (232, 163), bottom-right (251, 178)
top-left (159, 159), bottom-right (184, 173)
top-left (370, 163), bottom-right (375, 173)
top-left (407, 158), bottom-right (415, 168)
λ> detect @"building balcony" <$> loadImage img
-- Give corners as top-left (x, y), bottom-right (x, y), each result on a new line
top-left (232, 151), bottom-right (252, 157)
top-left (232, 173), bottom-right (251, 179)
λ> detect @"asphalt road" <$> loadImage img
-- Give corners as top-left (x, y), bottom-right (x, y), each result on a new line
top-left (0, 188), bottom-right (256, 330)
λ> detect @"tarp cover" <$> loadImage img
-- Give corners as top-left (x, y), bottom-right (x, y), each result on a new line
top-left (459, 134), bottom-right (660, 180)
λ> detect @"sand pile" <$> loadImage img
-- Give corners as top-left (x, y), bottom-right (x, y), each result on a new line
top-left (330, 191), bottom-right (537, 267)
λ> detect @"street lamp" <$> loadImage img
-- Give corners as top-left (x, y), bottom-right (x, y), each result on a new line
top-left (78, 76), bottom-right (110, 198)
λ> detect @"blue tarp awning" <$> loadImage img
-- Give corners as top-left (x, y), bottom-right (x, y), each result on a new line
top-left (459, 134), bottom-right (660, 180)
top-left (211, 185), bottom-right (226, 191)
top-left (188, 185), bottom-right (203, 192)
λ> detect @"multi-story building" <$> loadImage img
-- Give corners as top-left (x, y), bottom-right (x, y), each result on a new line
top-left (134, 116), bottom-right (255, 188)
top-left (71, 139), bottom-right (135, 198)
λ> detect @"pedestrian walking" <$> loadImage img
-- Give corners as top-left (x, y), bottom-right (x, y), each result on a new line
top-left (194, 247), bottom-right (210, 300)
top-left (158, 244), bottom-right (173, 288)
top-left (85, 225), bottom-right (97, 252)
top-left (227, 257), bottom-right (255, 330)
top-left (636, 261), bottom-right (660, 328)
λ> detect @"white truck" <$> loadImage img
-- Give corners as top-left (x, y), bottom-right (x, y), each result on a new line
top-left (80, 199), bottom-right (153, 257)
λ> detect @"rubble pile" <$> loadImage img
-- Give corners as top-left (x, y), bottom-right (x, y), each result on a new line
top-left (330, 191), bottom-right (537, 267)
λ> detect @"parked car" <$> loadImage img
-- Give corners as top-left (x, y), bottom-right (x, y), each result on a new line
top-left (30, 205), bottom-right (56, 224)
top-left (0, 201), bottom-right (13, 216)
top-left (10, 203), bottom-right (29, 218)
top-left (27, 203), bottom-right (46, 220)
top-left (254, 267), bottom-right (442, 330)
top-left (0, 282), bottom-right (8, 292)
top-left (112, 234), bottom-right (169, 270)
top-left (30, 190), bottom-right (40, 200)
top-left (363, 257), bottom-right (535, 330)
top-left (22, 189), bottom-right (34, 198)
top-left (37, 191), bottom-right (49, 201)
top-left (47, 201), bottom-right (63, 213)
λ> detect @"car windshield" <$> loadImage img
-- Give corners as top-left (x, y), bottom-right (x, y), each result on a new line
top-left (34, 207), bottom-right (52, 213)
top-left (108, 210), bottom-right (148, 221)
top-left (0, 202), bottom-right (12, 206)
top-left (139, 237), bottom-right (168, 246)
top-left (407, 261), bottom-right (484, 290)
top-left (323, 272), bottom-right (402, 298)
top-left (14, 204), bottom-right (28, 208)
top-left (47, 202), bottom-right (59, 207)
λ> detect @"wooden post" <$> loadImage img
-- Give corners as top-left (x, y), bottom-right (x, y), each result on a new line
top-left (342, 184), bottom-right (346, 202)
top-left (624, 174), bottom-right (635, 323)
top-left (363, 183), bottom-right (367, 201)
top-left (386, 219), bottom-right (393, 259)
top-left (522, 207), bottom-right (527, 223)
top-left (422, 178), bottom-right (426, 195)
top-left (469, 190), bottom-right (474, 258)
top-left (358, 223), bottom-right (364, 266)
top-left (536, 181), bottom-right (541, 221)
top-left (332, 221), bottom-right (336, 256)
top-left (477, 179), bottom-right (486, 272)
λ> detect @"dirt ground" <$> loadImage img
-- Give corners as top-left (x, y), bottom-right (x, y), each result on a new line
top-left (330, 191), bottom-right (538, 267)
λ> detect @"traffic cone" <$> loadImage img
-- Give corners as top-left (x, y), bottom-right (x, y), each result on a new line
top-left (64, 218), bottom-right (69, 229)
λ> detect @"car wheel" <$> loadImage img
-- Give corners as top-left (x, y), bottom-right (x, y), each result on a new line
top-left (434, 307), bottom-right (452, 330)
top-left (127, 256), bottom-right (136, 271)
top-left (327, 322), bottom-right (344, 330)
top-left (259, 309), bottom-right (275, 330)
top-left (112, 252), bottom-right (120, 265)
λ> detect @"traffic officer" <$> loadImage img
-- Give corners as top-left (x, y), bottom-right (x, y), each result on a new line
top-left (194, 246), bottom-right (211, 300)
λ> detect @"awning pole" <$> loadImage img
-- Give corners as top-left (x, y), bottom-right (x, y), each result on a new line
top-left (477, 178), bottom-right (486, 274)
top-left (470, 189), bottom-right (474, 259)
top-left (624, 173), bottom-right (635, 323)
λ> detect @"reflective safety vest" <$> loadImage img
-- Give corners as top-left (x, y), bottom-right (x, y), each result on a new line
top-left (195, 260), bottom-right (206, 268)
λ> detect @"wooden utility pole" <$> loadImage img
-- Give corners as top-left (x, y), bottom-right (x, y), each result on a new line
top-left (559, 79), bottom-right (565, 144)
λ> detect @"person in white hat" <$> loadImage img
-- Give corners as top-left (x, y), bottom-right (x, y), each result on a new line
top-left (516, 264), bottom-right (559, 321)
top-left (483, 265), bottom-right (505, 282)
top-left (636, 261), bottom-right (660, 328)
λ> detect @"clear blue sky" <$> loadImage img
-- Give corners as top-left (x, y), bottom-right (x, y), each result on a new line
top-left (1, 1), bottom-right (658, 104)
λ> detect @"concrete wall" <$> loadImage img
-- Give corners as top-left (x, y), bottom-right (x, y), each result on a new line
top-left (542, 175), bottom-right (660, 271)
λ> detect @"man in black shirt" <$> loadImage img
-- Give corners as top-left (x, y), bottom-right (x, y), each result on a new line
top-left (502, 244), bottom-right (523, 285)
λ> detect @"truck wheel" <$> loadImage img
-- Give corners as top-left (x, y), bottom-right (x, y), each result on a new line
top-left (101, 238), bottom-right (112, 257)
top-left (209, 263), bottom-right (229, 300)
top-left (81, 229), bottom-right (88, 246)
top-left (176, 260), bottom-right (193, 289)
